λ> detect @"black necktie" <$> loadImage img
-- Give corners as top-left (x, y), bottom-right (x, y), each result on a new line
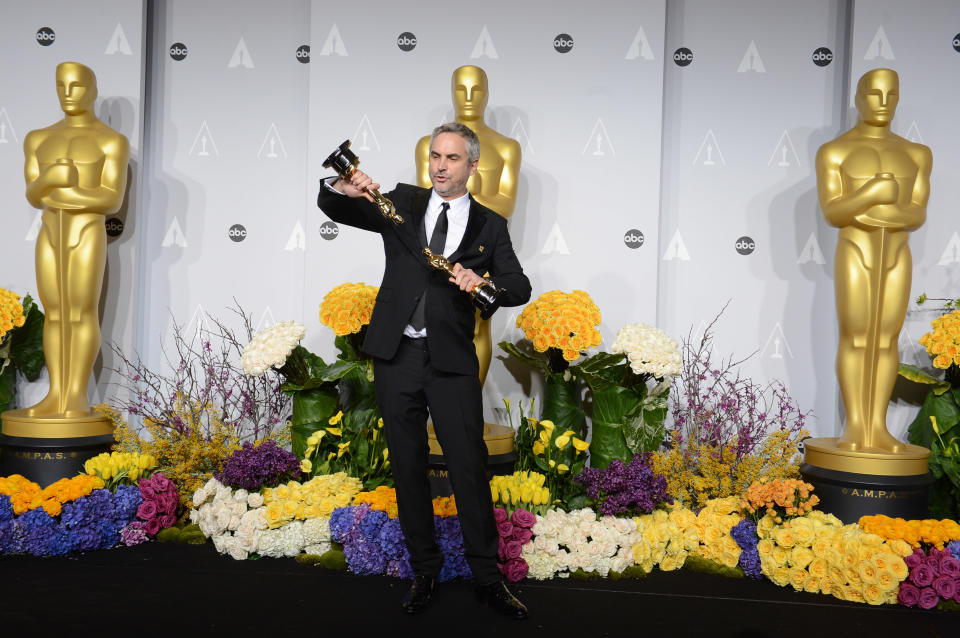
top-left (410, 203), bottom-right (449, 331)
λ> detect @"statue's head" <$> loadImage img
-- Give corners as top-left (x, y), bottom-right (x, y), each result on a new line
top-left (56, 62), bottom-right (98, 116)
top-left (451, 65), bottom-right (488, 122)
top-left (855, 68), bottom-right (899, 127)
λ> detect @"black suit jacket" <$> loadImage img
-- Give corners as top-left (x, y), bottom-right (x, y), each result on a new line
top-left (317, 182), bottom-right (531, 376)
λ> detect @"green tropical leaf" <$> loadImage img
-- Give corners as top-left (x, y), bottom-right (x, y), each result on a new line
top-left (289, 387), bottom-right (339, 458)
top-left (0, 365), bottom-right (15, 414)
top-left (907, 391), bottom-right (960, 448)
top-left (10, 295), bottom-right (45, 381)
top-left (498, 341), bottom-right (547, 373)
top-left (338, 365), bottom-right (378, 414)
top-left (588, 385), bottom-right (642, 468)
top-left (541, 374), bottom-right (585, 438)
top-left (897, 363), bottom-right (951, 395)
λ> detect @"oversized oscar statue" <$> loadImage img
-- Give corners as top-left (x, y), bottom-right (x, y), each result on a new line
top-left (415, 66), bottom-right (522, 491)
top-left (0, 62), bottom-right (128, 485)
top-left (802, 68), bottom-right (933, 522)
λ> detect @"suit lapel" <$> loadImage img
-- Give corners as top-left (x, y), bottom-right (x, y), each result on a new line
top-left (447, 197), bottom-right (487, 264)
top-left (394, 187), bottom-right (431, 263)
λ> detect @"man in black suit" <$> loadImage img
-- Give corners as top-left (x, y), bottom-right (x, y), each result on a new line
top-left (317, 123), bottom-right (531, 618)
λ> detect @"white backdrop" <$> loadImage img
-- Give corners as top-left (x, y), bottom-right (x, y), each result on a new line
top-left (2, 0), bottom-right (960, 441)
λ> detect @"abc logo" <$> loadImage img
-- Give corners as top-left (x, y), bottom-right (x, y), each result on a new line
top-left (623, 229), bottom-right (645, 249)
top-left (812, 47), bottom-right (833, 67)
top-left (296, 45), bottom-right (310, 63)
top-left (36, 27), bottom-right (56, 46)
top-left (735, 236), bottom-right (756, 255)
top-left (228, 224), bottom-right (247, 242)
top-left (397, 32), bottom-right (417, 52)
top-left (319, 221), bottom-right (340, 240)
top-left (953, 34), bottom-right (960, 53)
top-left (553, 34), bottom-right (574, 54)
top-left (169, 42), bottom-right (188, 61)
top-left (673, 47), bottom-right (693, 67)
top-left (105, 217), bottom-right (124, 238)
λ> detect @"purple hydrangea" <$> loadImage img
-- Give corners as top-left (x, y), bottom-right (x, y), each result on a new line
top-left (216, 440), bottom-right (302, 491)
top-left (730, 519), bottom-right (763, 580)
top-left (329, 506), bottom-right (356, 544)
top-left (0, 519), bottom-right (26, 554)
top-left (0, 495), bottom-right (13, 523)
top-left (574, 453), bottom-right (673, 516)
top-left (947, 540), bottom-right (960, 563)
top-left (120, 521), bottom-right (150, 546)
top-left (377, 518), bottom-right (409, 561)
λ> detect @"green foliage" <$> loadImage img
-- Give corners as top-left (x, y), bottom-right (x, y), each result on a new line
top-left (906, 388), bottom-right (960, 519)
top-left (682, 555), bottom-right (744, 579)
top-left (0, 295), bottom-right (45, 413)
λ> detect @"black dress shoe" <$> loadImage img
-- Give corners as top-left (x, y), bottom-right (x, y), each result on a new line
top-left (401, 575), bottom-right (435, 614)
top-left (475, 580), bottom-right (528, 619)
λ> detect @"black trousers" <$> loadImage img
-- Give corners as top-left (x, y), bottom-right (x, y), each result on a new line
top-left (373, 336), bottom-right (499, 584)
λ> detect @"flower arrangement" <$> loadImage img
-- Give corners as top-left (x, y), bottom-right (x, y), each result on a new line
top-left (490, 471), bottom-right (551, 515)
top-left (631, 507), bottom-right (697, 574)
top-left (740, 478), bottom-right (819, 523)
top-left (319, 282), bottom-right (378, 338)
top-left (240, 320), bottom-right (306, 376)
top-left (523, 508), bottom-right (638, 579)
top-left (0, 473), bottom-right (105, 517)
top-left (353, 485), bottom-right (458, 519)
top-left (515, 290), bottom-right (602, 363)
top-left (610, 323), bottom-right (682, 379)
top-left (507, 407), bottom-right (588, 507)
top-left (859, 514), bottom-right (960, 549)
top-left (574, 453), bottom-right (673, 517)
top-left (299, 410), bottom-right (392, 490)
top-left (899, 301), bottom-right (960, 518)
top-left (687, 496), bottom-right (744, 569)
top-left (217, 440), bottom-right (302, 491)
top-left (496, 507), bottom-right (535, 582)
top-left (84, 451), bottom-right (158, 489)
top-left (189, 477), bottom-right (269, 560)
top-left (756, 512), bottom-right (908, 605)
top-left (0, 483), bottom-right (143, 556)
top-left (898, 546), bottom-right (960, 609)
top-left (135, 472), bottom-right (180, 537)
top-left (261, 473), bottom-right (363, 527)
top-left (0, 289), bottom-right (45, 414)
top-left (731, 519), bottom-right (762, 579)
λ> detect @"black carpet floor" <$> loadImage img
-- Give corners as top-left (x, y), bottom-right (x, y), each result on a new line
top-left (1, 542), bottom-right (957, 637)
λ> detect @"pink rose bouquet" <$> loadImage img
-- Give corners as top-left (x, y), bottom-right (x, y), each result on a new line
top-left (136, 472), bottom-right (180, 537)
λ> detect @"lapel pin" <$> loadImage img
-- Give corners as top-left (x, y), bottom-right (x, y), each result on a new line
top-left (478, 245), bottom-right (485, 252)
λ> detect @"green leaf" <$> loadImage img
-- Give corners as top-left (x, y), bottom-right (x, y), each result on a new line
top-left (289, 388), bottom-right (339, 458)
top-left (565, 494), bottom-right (589, 511)
top-left (588, 384), bottom-right (643, 468)
top-left (0, 365), bottom-right (15, 414)
top-left (498, 341), bottom-right (547, 373)
top-left (540, 374), bottom-right (585, 438)
top-left (907, 391), bottom-right (960, 448)
top-left (897, 363), bottom-right (951, 395)
top-left (338, 365), bottom-right (378, 413)
top-left (9, 295), bottom-right (45, 381)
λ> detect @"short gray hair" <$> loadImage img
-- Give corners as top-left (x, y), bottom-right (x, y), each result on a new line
top-left (430, 122), bottom-right (480, 164)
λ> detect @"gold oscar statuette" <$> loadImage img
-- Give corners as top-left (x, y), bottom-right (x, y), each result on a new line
top-left (1, 61), bottom-right (129, 440)
top-left (805, 68), bottom-right (932, 477)
top-left (422, 247), bottom-right (504, 318)
top-left (324, 139), bottom-right (403, 225)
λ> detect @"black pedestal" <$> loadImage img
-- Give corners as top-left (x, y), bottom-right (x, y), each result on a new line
top-left (800, 463), bottom-right (934, 524)
top-left (0, 433), bottom-right (114, 487)
top-left (427, 451), bottom-right (517, 498)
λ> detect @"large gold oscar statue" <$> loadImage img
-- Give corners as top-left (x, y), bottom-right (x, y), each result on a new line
top-left (804, 68), bottom-right (930, 480)
top-left (415, 65), bottom-right (522, 385)
top-left (416, 66), bottom-right (522, 466)
top-left (1, 62), bottom-right (128, 442)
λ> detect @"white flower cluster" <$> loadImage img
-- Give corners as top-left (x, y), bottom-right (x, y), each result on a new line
top-left (190, 478), bottom-right (268, 561)
top-left (522, 508), bottom-right (641, 579)
top-left (241, 321), bottom-right (306, 376)
top-left (190, 478), bottom-right (334, 560)
top-left (609, 323), bottom-right (682, 378)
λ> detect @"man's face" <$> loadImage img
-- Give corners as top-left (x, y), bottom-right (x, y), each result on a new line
top-left (452, 67), bottom-right (488, 121)
top-left (56, 65), bottom-right (96, 115)
top-left (429, 132), bottom-right (477, 200)
top-left (855, 70), bottom-right (899, 126)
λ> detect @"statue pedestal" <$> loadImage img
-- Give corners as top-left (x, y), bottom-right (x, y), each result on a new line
top-left (427, 422), bottom-right (516, 498)
top-left (801, 437), bottom-right (933, 523)
top-left (0, 411), bottom-right (113, 487)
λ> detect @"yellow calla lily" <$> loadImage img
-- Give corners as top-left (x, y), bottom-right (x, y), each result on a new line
top-left (539, 420), bottom-right (555, 433)
top-left (538, 429), bottom-right (551, 444)
top-left (300, 459), bottom-right (312, 473)
top-left (554, 435), bottom-right (570, 449)
top-left (337, 442), bottom-right (350, 458)
top-left (328, 410), bottom-right (344, 425)
top-left (532, 441), bottom-right (546, 456)
top-left (558, 464), bottom-right (569, 474)
top-left (572, 437), bottom-right (589, 452)
top-left (326, 427), bottom-right (342, 436)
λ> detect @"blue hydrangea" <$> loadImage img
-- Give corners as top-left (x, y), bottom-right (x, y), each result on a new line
top-left (0, 495), bottom-right (14, 523)
top-left (329, 506), bottom-right (355, 543)
top-left (730, 519), bottom-right (763, 580)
